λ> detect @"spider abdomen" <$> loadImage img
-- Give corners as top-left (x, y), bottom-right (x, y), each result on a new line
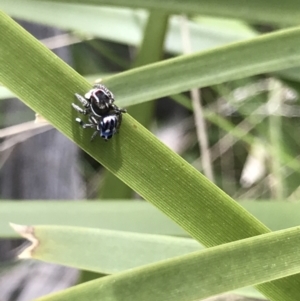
top-left (98, 115), bottom-right (120, 141)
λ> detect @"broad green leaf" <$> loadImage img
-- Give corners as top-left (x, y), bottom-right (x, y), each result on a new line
top-left (12, 225), bottom-right (201, 273)
top-left (8, 223), bottom-right (266, 300)
top-left (36, 0), bottom-right (300, 25)
top-left (2, 201), bottom-right (300, 238)
top-left (100, 10), bottom-right (169, 199)
top-left (25, 226), bottom-right (300, 301)
top-left (1, 1), bottom-right (257, 54)
top-left (2, 11), bottom-right (300, 299)
top-left (8, 224), bottom-right (266, 299)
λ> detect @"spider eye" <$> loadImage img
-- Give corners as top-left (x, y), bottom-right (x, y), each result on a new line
top-left (95, 90), bottom-right (110, 103)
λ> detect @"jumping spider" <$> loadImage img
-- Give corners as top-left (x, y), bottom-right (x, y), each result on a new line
top-left (72, 84), bottom-right (126, 141)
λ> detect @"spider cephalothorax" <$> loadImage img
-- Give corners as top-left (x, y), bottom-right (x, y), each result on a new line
top-left (72, 84), bottom-right (126, 141)
top-left (85, 84), bottom-right (115, 115)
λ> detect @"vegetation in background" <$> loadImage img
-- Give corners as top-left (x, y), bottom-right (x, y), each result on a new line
top-left (1, 1), bottom-right (300, 301)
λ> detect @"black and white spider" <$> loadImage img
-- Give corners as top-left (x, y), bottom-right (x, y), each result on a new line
top-left (72, 84), bottom-right (126, 141)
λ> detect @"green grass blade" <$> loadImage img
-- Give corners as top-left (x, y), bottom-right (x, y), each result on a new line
top-left (2, 9), bottom-right (300, 108)
top-left (104, 27), bottom-right (300, 108)
top-left (2, 11), bottom-right (300, 299)
top-left (36, 0), bottom-right (300, 25)
top-left (2, 201), bottom-right (300, 238)
top-left (13, 225), bottom-right (201, 273)
top-left (0, 73), bottom-right (111, 100)
top-left (0, 201), bottom-right (187, 237)
top-left (100, 10), bottom-right (169, 199)
top-left (22, 226), bottom-right (300, 301)
top-left (1, 2), bottom-right (256, 54)
top-left (8, 223), bottom-right (265, 300)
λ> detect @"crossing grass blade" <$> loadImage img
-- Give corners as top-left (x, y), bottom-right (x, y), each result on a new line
top-left (0, 1), bottom-right (256, 54)
top-left (2, 201), bottom-right (300, 238)
top-left (14, 225), bottom-right (300, 301)
top-left (36, 0), bottom-right (300, 25)
top-left (12, 225), bottom-right (201, 273)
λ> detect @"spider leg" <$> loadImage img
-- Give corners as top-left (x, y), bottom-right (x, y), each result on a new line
top-left (110, 104), bottom-right (127, 114)
top-left (116, 114), bottom-right (122, 132)
top-left (75, 93), bottom-right (90, 108)
top-left (90, 131), bottom-right (99, 142)
top-left (72, 103), bottom-right (91, 115)
top-left (75, 118), bottom-right (96, 129)
top-left (119, 108), bottom-right (127, 113)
